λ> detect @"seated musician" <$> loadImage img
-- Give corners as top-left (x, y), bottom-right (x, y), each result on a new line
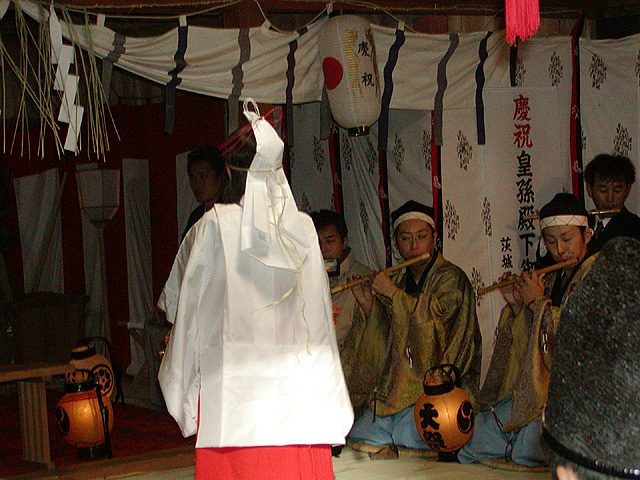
top-left (458, 193), bottom-right (596, 467)
top-left (310, 210), bottom-right (373, 351)
top-left (341, 200), bottom-right (482, 453)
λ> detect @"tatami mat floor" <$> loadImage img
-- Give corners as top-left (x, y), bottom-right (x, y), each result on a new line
top-left (8, 367), bottom-right (548, 480)
top-left (79, 446), bottom-right (551, 480)
top-left (111, 370), bottom-right (552, 480)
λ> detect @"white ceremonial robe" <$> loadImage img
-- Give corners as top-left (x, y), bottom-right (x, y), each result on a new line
top-left (158, 105), bottom-right (353, 448)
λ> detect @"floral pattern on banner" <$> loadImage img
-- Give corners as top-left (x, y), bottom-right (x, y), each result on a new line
top-left (392, 133), bottom-right (405, 172)
top-left (589, 53), bottom-right (607, 89)
top-left (365, 137), bottom-right (377, 175)
top-left (614, 123), bottom-right (633, 157)
top-left (342, 135), bottom-right (354, 171)
top-left (444, 199), bottom-right (460, 241)
top-left (359, 199), bottom-right (370, 237)
top-left (300, 192), bottom-right (312, 212)
top-left (482, 197), bottom-right (492, 237)
top-left (457, 130), bottom-right (472, 171)
top-left (470, 267), bottom-right (485, 307)
top-left (515, 59), bottom-right (526, 87)
top-left (423, 129), bottom-right (432, 172)
top-left (289, 147), bottom-right (297, 169)
top-left (313, 137), bottom-right (325, 172)
top-left (549, 51), bottom-right (563, 87)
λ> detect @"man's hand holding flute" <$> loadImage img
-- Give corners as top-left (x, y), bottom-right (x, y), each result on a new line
top-left (497, 269), bottom-right (546, 308)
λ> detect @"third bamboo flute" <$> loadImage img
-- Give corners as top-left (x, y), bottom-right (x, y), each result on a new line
top-left (330, 252), bottom-right (432, 294)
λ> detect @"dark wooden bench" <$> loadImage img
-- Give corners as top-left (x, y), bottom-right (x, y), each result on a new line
top-left (0, 362), bottom-right (74, 469)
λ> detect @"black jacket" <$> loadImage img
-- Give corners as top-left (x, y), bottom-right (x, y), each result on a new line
top-left (590, 206), bottom-right (640, 253)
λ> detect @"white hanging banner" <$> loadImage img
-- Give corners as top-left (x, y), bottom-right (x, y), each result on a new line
top-left (441, 88), bottom-right (570, 374)
top-left (289, 103), bottom-right (333, 213)
top-left (482, 87), bottom-right (570, 282)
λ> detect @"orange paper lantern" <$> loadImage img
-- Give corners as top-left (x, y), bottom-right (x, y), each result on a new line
top-left (414, 364), bottom-right (473, 457)
top-left (55, 381), bottom-right (114, 459)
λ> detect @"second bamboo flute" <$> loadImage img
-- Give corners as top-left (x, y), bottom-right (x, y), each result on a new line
top-left (330, 252), bottom-right (432, 294)
top-left (477, 258), bottom-right (578, 296)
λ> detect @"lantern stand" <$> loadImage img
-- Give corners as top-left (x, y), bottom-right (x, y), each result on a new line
top-left (349, 126), bottom-right (369, 137)
top-left (93, 383), bottom-right (113, 459)
top-left (76, 168), bottom-right (121, 342)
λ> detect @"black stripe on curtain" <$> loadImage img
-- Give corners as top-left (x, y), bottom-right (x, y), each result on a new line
top-left (433, 33), bottom-right (459, 146)
top-left (475, 32), bottom-right (492, 145)
top-left (378, 27), bottom-right (405, 267)
top-left (165, 21), bottom-right (188, 133)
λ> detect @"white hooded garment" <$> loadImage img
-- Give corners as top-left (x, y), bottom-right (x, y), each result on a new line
top-left (158, 103), bottom-right (354, 448)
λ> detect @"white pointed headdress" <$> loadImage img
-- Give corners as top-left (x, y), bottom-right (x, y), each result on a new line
top-left (239, 100), bottom-right (310, 271)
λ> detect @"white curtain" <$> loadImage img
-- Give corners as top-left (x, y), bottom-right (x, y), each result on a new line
top-left (123, 158), bottom-right (152, 375)
top-left (580, 36), bottom-right (640, 213)
top-left (14, 168), bottom-right (64, 293)
top-left (289, 102), bottom-right (333, 213)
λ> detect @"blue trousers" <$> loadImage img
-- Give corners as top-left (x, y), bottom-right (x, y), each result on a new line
top-left (457, 398), bottom-right (545, 467)
top-left (348, 405), bottom-right (430, 450)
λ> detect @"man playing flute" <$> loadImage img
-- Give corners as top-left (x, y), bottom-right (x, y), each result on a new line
top-left (310, 210), bottom-right (373, 351)
top-left (458, 193), bottom-right (597, 467)
top-left (341, 200), bottom-right (481, 454)
top-left (584, 153), bottom-right (640, 253)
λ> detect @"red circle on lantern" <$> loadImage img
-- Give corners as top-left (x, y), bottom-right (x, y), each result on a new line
top-left (322, 57), bottom-right (343, 90)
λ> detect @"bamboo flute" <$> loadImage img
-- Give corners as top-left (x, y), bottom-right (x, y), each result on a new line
top-left (330, 252), bottom-right (432, 294)
top-left (477, 258), bottom-right (579, 296)
top-left (522, 208), bottom-right (620, 221)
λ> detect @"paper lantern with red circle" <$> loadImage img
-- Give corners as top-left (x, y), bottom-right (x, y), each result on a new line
top-left (318, 15), bottom-right (381, 136)
top-left (414, 364), bottom-right (474, 457)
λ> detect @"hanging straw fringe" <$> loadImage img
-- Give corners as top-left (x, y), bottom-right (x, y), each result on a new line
top-left (0, 4), bottom-right (116, 160)
top-left (505, 0), bottom-right (540, 46)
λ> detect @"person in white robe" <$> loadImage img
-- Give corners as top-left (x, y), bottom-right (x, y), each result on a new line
top-left (158, 101), bottom-right (353, 480)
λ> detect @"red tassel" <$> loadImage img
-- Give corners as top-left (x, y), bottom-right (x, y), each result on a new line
top-left (505, 0), bottom-right (540, 46)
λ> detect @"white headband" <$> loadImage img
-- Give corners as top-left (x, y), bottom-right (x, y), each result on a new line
top-left (540, 214), bottom-right (588, 230)
top-left (393, 212), bottom-right (436, 232)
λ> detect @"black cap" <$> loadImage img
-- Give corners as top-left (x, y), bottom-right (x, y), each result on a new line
top-left (539, 193), bottom-right (588, 230)
top-left (391, 201), bottom-right (435, 232)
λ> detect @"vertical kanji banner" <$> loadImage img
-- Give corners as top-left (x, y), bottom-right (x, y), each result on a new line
top-left (441, 87), bottom-right (570, 378)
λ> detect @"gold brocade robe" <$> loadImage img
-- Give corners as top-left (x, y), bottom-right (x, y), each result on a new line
top-left (341, 252), bottom-right (482, 418)
top-left (478, 254), bottom-right (597, 433)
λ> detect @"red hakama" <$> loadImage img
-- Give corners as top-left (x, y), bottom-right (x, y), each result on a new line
top-left (195, 444), bottom-right (333, 480)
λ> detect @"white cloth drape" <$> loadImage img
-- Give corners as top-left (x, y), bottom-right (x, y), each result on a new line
top-left (14, 168), bottom-right (64, 293)
top-left (123, 158), bottom-right (152, 374)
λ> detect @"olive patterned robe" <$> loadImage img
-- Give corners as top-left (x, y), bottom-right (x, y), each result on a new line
top-left (341, 252), bottom-right (482, 418)
top-left (477, 254), bottom-right (597, 433)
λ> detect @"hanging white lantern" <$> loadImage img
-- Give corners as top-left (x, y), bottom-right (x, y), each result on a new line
top-left (318, 15), bottom-right (381, 136)
top-left (76, 168), bottom-right (120, 227)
